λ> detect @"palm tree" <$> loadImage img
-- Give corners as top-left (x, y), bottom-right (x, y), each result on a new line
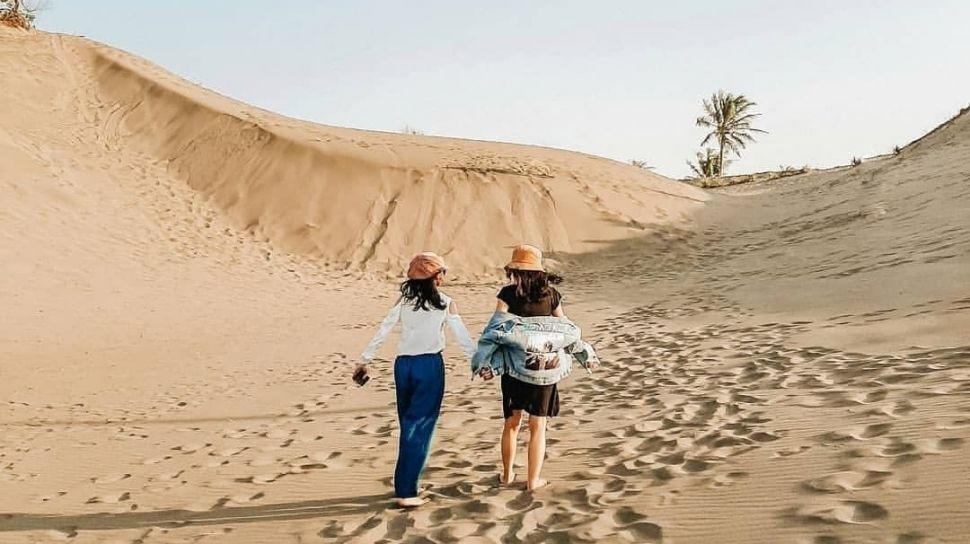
top-left (687, 148), bottom-right (725, 179)
top-left (695, 90), bottom-right (766, 176)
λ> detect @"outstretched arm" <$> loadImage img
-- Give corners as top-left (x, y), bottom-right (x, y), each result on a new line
top-left (446, 301), bottom-right (477, 361)
top-left (360, 303), bottom-right (402, 363)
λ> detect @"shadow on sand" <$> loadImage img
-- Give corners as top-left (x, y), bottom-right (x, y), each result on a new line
top-left (0, 493), bottom-right (390, 533)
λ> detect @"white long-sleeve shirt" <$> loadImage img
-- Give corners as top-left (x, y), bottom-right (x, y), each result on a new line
top-left (361, 293), bottom-right (477, 362)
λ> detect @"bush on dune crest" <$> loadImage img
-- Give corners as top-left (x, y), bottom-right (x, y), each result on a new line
top-left (629, 159), bottom-right (655, 170)
top-left (687, 148), bottom-right (725, 180)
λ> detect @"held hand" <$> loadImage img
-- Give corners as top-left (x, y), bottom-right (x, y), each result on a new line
top-left (478, 366), bottom-right (494, 381)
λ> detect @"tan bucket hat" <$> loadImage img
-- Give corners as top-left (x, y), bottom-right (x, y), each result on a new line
top-left (407, 252), bottom-right (447, 280)
top-left (504, 244), bottom-right (544, 272)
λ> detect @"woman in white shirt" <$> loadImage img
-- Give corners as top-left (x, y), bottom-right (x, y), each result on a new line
top-left (356, 252), bottom-right (476, 508)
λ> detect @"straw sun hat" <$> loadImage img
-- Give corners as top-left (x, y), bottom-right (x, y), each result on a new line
top-left (504, 244), bottom-right (544, 272)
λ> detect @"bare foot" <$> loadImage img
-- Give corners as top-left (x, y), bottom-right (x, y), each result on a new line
top-left (396, 496), bottom-right (428, 508)
top-left (500, 472), bottom-right (516, 487)
top-left (527, 478), bottom-right (548, 491)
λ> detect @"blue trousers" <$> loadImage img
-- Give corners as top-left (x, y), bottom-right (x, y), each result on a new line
top-left (393, 352), bottom-right (445, 498)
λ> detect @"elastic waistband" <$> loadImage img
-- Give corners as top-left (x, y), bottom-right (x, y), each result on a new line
top-left (395, 352), bottom-right (443, 362)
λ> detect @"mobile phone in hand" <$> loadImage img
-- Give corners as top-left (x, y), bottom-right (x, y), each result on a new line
top-left (353, 367), bottom-right (370, 386)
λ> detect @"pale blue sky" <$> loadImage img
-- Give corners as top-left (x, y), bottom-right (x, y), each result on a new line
top-left (41, 1), bottom-right (970, 178)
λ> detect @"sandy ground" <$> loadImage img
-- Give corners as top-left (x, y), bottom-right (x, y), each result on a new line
top-left (2, 26), bottom-right (969, 544)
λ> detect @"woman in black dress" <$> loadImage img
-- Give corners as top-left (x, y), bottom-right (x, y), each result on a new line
top-left (488, 244), bottom-right (564, 490)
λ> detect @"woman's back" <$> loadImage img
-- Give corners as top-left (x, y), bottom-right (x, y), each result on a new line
top-left (398, 293), bottom-right (451, 353)
top-left (497, 285), bottom-right (561, 318)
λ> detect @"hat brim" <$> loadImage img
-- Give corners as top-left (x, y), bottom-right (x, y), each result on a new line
top-left (505, 261), bottom-right (544, 272)
top-left (407, 267), bottom-right (447, 280)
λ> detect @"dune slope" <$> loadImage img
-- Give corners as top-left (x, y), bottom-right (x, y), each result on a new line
top-left (5, 28), bottom-right (704, 275)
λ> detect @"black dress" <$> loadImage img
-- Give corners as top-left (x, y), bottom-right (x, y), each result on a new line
top-left (498, 285), bottom-right (562, 418)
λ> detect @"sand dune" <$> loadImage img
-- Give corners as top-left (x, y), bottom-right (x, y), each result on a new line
top-left (3, 27), bottom-right (704, 276)
top-left (2, 25), bottom-right (969, 544)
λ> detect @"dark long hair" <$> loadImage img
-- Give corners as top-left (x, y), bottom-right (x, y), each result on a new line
top-left (506, 269), bottom-right (563, 303)
top-left (400, 277), bottom-right (447, 311)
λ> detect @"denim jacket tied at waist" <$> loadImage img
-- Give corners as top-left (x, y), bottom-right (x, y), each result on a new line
top-left (471, 312), bottom-right (599, 386)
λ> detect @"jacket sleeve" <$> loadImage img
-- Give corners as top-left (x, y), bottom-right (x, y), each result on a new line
top-left (470, 312), bottom-right (503, 377)
top-left (565, 340), bottom-right (599, 371)
top-left (361, 303), bottom-right (402, 362)
top-left (470, 329), bottom-right (490, 376)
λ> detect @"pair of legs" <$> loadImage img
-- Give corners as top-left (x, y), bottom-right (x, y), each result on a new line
top-left (393, 353), bottom-right (445, 507)
top-left (501, 409), bottom-right (548, 490)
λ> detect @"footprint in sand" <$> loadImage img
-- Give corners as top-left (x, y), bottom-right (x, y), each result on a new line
top-left (235, 472), bottom-right (286, 485)
top-left (819, 423), bottom-right (893, 444)
top-left (262, 429), bottom-right (292, 440)
top-left (33, 491), bottom-right (68, 503)
top-left (92, 473), bottom-right (131, 484)
top-left (709, 471), bottom-right (749, 488)
top-left (773, 445), bottom-right (812, 458)
top-left (803, 470), bottom-right (891, 493)
top-left (172, 442), bottom-right (210, 454)
top-left (43, 528), bottom-right (78, 541)
top-left (868, 400), bottom-right (916, 418)
top-left (212, 446), bottom-right (248, 457)
top-left (912, 437), bottom-right (964, 453)
top-left (791, 499), bottom-right (888, 525)
top-left (212, 491), bottom-right (265, 508)
top-left (576, 506), bottom-right (663, 543)
top-left (86, 491), bottom-right (131, 504)
top-left (248, 455), bottom-right (279, 467)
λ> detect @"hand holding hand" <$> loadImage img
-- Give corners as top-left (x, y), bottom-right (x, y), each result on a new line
top-left (478, 366), bottom-right (494, 381)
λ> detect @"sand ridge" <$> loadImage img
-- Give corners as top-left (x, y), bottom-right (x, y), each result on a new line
top-left (68, 28), bottom-right (704, 276)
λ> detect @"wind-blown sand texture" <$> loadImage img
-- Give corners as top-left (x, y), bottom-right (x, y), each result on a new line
top-left (2, 26), bottom-right (969, 544)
